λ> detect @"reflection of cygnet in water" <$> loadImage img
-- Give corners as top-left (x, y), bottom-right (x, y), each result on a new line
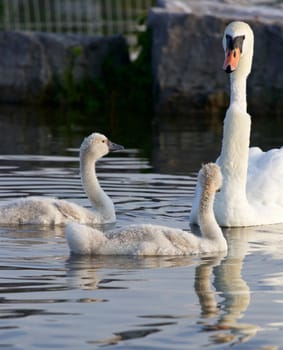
top-left (65, 163), bottom-right (227, 256)
top-left (194, 256), bottom-right (224, 318)
top-left (195, 227), bottom-right (260, 345)
top-left (65, 255), bottom-right (197, 291)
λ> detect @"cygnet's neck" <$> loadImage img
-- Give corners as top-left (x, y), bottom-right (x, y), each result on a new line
top-left (198, 184), bottom-right (223, 241)
top-left (80, 152), bottom-right (115, 221)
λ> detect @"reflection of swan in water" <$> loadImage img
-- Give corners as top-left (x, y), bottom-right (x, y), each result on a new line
top-left (227, 224), bottom-right (283, 259)
top-left (0, 133), bottom-right (123, 225)
top-left (65, 163), bottom-right (227, 256)
top-left (195, 228), bottom-right (260, 345)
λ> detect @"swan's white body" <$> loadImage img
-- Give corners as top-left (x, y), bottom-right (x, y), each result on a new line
top-left (66, 163), bottom-right (227, 256)
top-left (0, 133), bottom-right (123, 225)
top-left (190, 21), bottom-right (283, 227)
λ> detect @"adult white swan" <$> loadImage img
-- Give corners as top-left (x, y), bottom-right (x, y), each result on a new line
top-left (65, 163), bottom-right (227, 256)
top-left (190, 21), bottom-right (283, 227)
top-left (0, 133), bottom-right (123, 225)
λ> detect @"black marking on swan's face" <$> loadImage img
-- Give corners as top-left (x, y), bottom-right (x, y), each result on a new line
top-left (225, 34), bottom-right (245, 53)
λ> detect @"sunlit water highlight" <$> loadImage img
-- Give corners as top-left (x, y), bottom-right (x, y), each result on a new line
top-left (0, 112), bottom-right (283, 349)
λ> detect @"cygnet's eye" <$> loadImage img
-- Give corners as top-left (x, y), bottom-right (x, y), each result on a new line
top-left (102, 139), bottom-right (106, 143)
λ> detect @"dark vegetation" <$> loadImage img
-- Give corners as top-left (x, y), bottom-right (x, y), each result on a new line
top-left (50, 26), bottom-right (153, 152)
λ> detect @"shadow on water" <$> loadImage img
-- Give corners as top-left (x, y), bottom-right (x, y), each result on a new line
top-left (0, 104), bottom-right (283, 175)
top-left (153, 110), bottom-right (283, 174)
top-left (0, 104), bottom-right (152, 159)
top-left (152, 112), bottom-right (223, 174)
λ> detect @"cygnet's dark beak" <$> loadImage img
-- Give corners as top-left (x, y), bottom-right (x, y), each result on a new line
top-left (108, 140), bottom-right (124, 152)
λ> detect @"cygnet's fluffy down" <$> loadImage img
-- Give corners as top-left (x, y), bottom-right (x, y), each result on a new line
top-left (0, 197), bottom-right (101, 225)
top-left (66, 163), bottom-right (227, 256)
top-left (0, 133), bottom-right (123, 225)
top-left (66, 223), bottom-right (223, 256)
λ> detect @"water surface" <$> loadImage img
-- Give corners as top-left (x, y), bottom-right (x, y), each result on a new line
top-left (0, 107), bottom-right (283, 350)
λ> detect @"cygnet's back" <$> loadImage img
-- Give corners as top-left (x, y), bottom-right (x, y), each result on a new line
top-left (66, 163), bottom-right (227, 256)
top-left (0, 197), bottom-right (102, 225)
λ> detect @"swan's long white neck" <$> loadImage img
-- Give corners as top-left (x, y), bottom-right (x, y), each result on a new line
top-left (218, 85), bottom-right (251, 197)
top-left (228, 43), bottom-right (253, 110)
top-left (80, 151), bottom-right (115, 221)
top-left (230, 70), bottom-right (247, 111)
top-left (218, 48), bottom-right (252, 202)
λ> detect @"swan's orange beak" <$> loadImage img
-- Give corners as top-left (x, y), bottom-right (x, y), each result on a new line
top-left (223, 48), bottom-right (241, 73)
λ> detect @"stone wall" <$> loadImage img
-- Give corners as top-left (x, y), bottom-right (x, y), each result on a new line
top-left (149, 0), bottom-right (283, 117)
top-left (0, 31), bottom-right (129, 103)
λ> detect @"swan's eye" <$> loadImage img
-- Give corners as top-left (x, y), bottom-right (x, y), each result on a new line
top-left (102, 140), bottom-right (106, 143)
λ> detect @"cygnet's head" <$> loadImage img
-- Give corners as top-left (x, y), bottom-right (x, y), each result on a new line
top-left (80, 132), bottom-right (124, 159)
top-left (198, 163), bottom-right (223, 193)
top-left (223, 21), bottom-right (254, 74)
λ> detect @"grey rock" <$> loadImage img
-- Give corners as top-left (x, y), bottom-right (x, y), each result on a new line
top-left (149, 0), bottom-right (283, 116)
top-left (0, 31), bottom-right (129, 103)
top-left (0, 31), bottom-right (50, 103)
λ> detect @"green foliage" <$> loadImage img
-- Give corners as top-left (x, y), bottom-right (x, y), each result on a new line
top-left (70, 46), bottom-right (83, 57)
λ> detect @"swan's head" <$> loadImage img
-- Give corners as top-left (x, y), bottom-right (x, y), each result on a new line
top-left (223, 21), bottom-right (254, 75)
top-left (198, 163), bottom-right (223, 194)
top-left (80, 133), bottom-right (124, 160)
